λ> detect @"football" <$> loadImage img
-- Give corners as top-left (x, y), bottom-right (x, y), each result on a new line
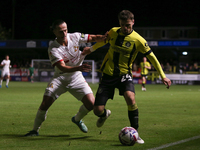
top-left (118, 127), bottom-right (138, 146)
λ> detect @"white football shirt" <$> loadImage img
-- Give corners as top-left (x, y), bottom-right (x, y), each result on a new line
top-left (48, 32), bottom-right (90, 77)
top-left (1, 60), bottom-right (11, 72)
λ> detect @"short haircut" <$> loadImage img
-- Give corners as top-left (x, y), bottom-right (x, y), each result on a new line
top-left (118, 10), bottom-right (134, 21)
top-left (50, 19), bottom-right (65, 31)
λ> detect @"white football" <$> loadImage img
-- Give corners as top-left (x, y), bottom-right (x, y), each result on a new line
top-left (119, 127), bottom-right (138, 146)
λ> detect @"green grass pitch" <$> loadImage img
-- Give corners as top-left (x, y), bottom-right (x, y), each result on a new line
top-left (0, 82), bottom-right (200, 150)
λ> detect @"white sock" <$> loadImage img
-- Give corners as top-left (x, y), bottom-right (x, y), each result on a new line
top-left (6, 78), bottom-right (9, 85)
top-left (33, 109), bottom-right (48, 132)
top-left (0, 79), bottom-right (2, 85)
top-left (75, 105), bottom-right (90, 122)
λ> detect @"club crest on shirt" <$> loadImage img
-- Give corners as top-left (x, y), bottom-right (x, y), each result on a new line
top-left (145, 42), bottom-right (149, 47)
top-left (74, 46), bottom-right (79, 52)
top-left (125, 41), bottom-right (131, 47)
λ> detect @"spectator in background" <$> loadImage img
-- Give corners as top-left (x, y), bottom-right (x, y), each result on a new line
top-left (165, 62), bottom-right (172, 73)
top-left (13, 63), bottom-right (17, 68)
top-left (160, 63), bottom-right (165, 71)
top-left (25, 61), bottom-right (30, 68)
top-left (193, 63), bottom-right (199, 71)
top-left (182, 63), bottom-right (190, 73)
top-left (185, 63), bottom-right (189, 71)
top-left (189, 65), bottom-right (194, 71)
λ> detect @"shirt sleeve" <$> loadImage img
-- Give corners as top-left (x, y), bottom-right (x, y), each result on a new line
top-left (1, 60), bottom-right (5, 65)
top-left (147, 62), bottom-right (151, 67)
top-left (73, 32), bottom-right (89, 43)
top-left (91, 29), bottom-right (111, 51)
top-left (48, 48), bottom-right (63, 66)
top-left (137, 37), bottom-right (151, 54)
top-left (146, 53), bottom-right (166, 79)
top-left (140, 62), bottom-right (142, 68)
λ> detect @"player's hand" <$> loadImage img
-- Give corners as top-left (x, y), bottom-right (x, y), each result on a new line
top-left (81, 47), bottom-right (91, 55)
top-left (95, 31), bottom-right (109, 43)
top-left (79, 63), bottom-right (91, 72)
top-left (103, 31), bottom-right (109, 43)
top-left (162, 77), bottom-right (171, 89)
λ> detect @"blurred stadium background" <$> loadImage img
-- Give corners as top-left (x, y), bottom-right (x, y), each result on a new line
top-left (1, 26), bottom-right (200, 85)
top-left (0, 0), bottom-right (200, 85)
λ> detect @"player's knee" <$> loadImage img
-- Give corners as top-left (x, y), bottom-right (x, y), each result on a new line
top-left (124, 91), bottom-right (136, 105)
top-left (93, 106), bottom-right (104, 116)
top-left (83, 102), bottom-right (93, 111)
top-left (82, 94), bottom-right (95, 111)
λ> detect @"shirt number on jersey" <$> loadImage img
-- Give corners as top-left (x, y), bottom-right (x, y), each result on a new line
top-left (121, 74), bottom-right (132, 82)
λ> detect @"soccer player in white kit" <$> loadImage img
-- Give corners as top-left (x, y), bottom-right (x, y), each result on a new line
top-left (25, 20), bottom-right (107, 136)
top-left (0, 55), bottom-right (11, 88)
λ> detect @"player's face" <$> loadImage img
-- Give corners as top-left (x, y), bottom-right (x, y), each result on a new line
top-left (53, 22), bottom-right (68, 42)
top-left (119, 19), bottom-right (134, 35)
top-left (5, 56), bottom-right (9, 60)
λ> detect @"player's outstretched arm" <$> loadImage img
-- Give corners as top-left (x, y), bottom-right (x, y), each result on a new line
top-left (88, 31), bottom-right (109, 42)
top-left (55, 61), bottom-right (91, 73)
top-left (81, 31), bottom-right (110, 55)
top-left (81, 39), bottom-right (108, 55)
top-left (146, 52), bottom-right (171, 89)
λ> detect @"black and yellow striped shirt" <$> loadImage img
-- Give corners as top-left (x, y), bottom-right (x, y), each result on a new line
top-left (92, 27), bottom-right (166, 79)
top-left (140, 61), bottom-right (151, 75)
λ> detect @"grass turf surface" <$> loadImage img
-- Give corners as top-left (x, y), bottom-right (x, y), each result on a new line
top-left (0, 82), bottom-right (200, 150)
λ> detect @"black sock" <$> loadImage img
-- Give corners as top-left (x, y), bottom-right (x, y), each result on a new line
top-left (98, 109), bottom-right (107, 117)
top-left (128, 109), bottom-right (139, 130)
top-left (142, 83), bottom-right (145, 87)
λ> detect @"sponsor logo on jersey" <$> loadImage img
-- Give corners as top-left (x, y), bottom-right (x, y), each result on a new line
top-left (49, 83), bottom-right (53, 88)
top-left (81, 33), bottom-right (85, 38)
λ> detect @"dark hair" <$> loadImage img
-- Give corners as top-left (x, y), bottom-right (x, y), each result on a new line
top-left (50, 19), bottom-right (65, 31)
top-left (118, 10), bottom-right (134, 20)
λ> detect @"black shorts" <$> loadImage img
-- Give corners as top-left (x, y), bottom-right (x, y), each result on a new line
top-left (141, 74), bottom-right (148, 77)
top-left (94, 73), bottom-right (135, 106)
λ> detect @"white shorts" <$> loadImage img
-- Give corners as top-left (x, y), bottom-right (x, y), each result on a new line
top-left (44, 72), bottom-right (93, 101)
top-left (1, 70), bottom-right (10, 77)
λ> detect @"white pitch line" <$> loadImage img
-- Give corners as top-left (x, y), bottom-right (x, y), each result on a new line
top-left (147, 135), bottom-right (200, 150)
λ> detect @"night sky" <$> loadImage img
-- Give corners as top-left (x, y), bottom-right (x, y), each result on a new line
top-left (0, 0), bottom-right (199, 39)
